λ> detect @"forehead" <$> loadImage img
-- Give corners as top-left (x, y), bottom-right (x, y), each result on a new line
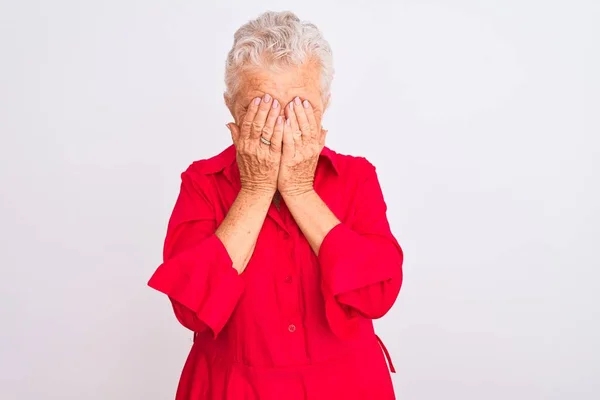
top-left (236, 63), bottom-right (322, 106)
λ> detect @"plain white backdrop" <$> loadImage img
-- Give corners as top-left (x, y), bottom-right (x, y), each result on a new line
top-left (1, 0), bottom-right (598, 399)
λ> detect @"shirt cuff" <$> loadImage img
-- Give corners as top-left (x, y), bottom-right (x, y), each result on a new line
top-left (318, 223), bottom-right (391, 296)
top-left (148, 234), bottom-right (244, 338)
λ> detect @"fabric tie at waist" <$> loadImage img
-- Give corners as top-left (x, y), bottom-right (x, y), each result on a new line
top-left (375, 334), bottom-right (396, 373)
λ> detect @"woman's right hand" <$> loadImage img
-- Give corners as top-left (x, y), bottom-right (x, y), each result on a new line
top-left (227, 94), bottom-right (284, 195)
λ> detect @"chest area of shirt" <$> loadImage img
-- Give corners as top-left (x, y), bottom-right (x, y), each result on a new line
top-left (208, 173), bottom-right (356, 282)
top-left (253, 201), bottom-right (314, 270)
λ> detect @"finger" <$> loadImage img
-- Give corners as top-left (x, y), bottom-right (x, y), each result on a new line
top-left (282, 116), bottom-right (295, 158)
top-left (293, 97), bottom-right (311, 141)
top-left (285, 101), bottom-right (302, 146)
top-left (270, 115), bottom-right (284, 153)
top-left (320, 128), bottom-right (328, 147)
top-left (302, 99), bottom-right (318, 141)
top-left (262, 98), bottom-right (280, 142)
top-left (250, 94), bottom-right (272, 139)
top-left (241, 97), bottom-right (261, 138)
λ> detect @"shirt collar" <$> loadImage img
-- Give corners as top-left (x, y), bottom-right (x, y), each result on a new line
top-left (319, 146), bottom-right (339, 175)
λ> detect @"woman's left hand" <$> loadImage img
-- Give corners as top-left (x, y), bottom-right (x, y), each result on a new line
top-left (278, 97), bottom-right (327, 197)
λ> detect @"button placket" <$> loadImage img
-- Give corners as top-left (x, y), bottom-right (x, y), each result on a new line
top-left (280, 220), bottom-right (309, 363)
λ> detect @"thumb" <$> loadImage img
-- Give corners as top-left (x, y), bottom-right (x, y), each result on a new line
top-left (320, 128), bottom-right (328, 145)
top-left (226, 123), bottom-right (239, 143)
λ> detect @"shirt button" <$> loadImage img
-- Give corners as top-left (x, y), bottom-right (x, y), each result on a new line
top-left (288, 324), bottom-right (296, 333)
top-left (284, 275), bottom-right (293, 284)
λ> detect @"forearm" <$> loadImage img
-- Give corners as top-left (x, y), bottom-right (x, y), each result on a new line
top-left (215, 189), bottom-right (272, 273)
top-left (283, 190), bottom-right (340, 255)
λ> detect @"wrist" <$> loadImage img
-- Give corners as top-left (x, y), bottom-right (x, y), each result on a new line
top-left (238, 187), bottom-right (275, 202)
top-left (281, 188), bottom-right (316, 203)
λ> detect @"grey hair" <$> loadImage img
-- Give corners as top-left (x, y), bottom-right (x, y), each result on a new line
top-left (224, 11), bottom-right (334, 102)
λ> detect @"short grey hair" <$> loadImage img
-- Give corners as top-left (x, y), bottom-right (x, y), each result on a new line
top-left (225, 11), bottom-right (334, 102)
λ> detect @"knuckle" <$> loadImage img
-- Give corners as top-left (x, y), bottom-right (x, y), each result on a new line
top-left (252, 121), bottom-right (264, 131)
top-left (241, 120), bottom-right (253, 130)
top-left (238, 142), bottom-right (250, 152)
top-left (300, 124), bottom-right (311, 132)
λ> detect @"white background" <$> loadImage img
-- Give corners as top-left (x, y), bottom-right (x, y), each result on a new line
top-left (1, 0), bottom-right (599, 399)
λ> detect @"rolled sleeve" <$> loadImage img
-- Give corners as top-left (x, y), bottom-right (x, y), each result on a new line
top-left (319, 223), bottom-right (395, 296)
top-left (318, 159), bottom-right (403, 335)
top-left (148, 168), bottom-right (245, 338)
top-left (148, 233), bottom-right (244, 338)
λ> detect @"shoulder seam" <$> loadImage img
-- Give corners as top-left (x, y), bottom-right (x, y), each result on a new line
top-left (183, 146), bottom-right (235, 176)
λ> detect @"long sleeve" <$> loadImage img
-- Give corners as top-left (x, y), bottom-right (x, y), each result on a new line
top-left (318, 162), bottom-right (403, 336)
top-left (148, 171), bottom-right (244, 338)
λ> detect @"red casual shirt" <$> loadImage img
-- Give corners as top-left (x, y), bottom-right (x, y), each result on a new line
top-left (148, 145), bottom-right (403, 399)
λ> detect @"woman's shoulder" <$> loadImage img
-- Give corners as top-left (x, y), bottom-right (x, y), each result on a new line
top-left (323, 147), bottom-right (377, 180)
top-left (182, 145), bottom-right (237, 179)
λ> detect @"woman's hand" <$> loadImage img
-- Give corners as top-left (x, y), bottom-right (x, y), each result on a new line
top-left (227, 94), bottom-right (284, 195)
top-left (278, 97), bottom-right (327, 198)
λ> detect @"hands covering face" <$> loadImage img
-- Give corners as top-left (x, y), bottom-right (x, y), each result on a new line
top-left (227, 94), bottom-right (327, 197)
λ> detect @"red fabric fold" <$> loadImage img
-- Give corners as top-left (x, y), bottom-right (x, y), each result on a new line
top-left (149, 233), bottom-right (245, 338)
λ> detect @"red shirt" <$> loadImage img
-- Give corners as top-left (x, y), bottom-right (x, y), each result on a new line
top-left (148, 145), bottom-right (403, 399)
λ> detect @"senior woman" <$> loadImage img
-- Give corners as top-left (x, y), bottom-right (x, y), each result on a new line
top-left (148, 11), bottom-right (403, 400)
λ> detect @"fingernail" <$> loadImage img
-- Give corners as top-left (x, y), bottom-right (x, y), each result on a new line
top-left (272, 99), bottom-right (279, 108)
top-left (294, 97), bottom-right (302, 106)
top-left (277, 116), bottom-right (282, 124)
top-left (263, 94), bottom-right (271, 103)
top-left (303, 100), bottom-right (310, 109)
top-left (254, 97), bottom-right (261, 105)
top-left (286, 118), bottom-right (291, 126)
top-left (289, 102), bottom-right (294, 110)
top-left (225, 123), bottom-right (231, 130)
